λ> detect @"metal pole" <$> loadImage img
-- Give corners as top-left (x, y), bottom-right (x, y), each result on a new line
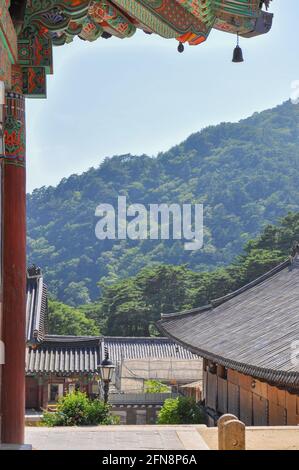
top-left (103, 381), bottom-right (110, 404)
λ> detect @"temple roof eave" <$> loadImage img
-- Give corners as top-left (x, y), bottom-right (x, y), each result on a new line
top-left (157, 257), bottom-right (299, 389)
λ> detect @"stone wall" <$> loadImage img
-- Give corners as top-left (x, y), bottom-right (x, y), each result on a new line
top-left (111, 405), bottom-right (161, 425)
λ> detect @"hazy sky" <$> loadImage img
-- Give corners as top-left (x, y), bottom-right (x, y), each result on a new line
top-left (26, 1), bottom-right (298, 192)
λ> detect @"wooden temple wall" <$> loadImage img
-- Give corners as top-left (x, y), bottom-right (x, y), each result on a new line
top-left (203, 363), bottom-right (299, 426)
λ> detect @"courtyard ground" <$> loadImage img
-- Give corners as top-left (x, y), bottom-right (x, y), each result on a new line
top-left (25, 425), bottom-right (299, 450)
top-left (25, 425), bottom-right (210, 450)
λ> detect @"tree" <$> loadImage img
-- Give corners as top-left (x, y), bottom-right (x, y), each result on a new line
top-left (63, 281), bottom-right (91, 306)
top-left (48, 211), bottom-right (299, 337)
top-left (48, 300), bottom-right (100, 336)
top-left (100, 265), bottom-right (197, 336)
top-left (157, 397), bottom-right (204, 424)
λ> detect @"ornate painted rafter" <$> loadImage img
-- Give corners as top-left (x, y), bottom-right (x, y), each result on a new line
top-left (1, 0), bottom-right (273, 97)
top-left (88, 1), bottom-right (136, 38)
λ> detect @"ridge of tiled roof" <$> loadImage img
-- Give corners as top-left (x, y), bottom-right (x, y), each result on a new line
top-left (45, 335), bottom-right (101, 343)
top-left (211, 259), bottom-right (290, 307)
top-left (161, 259), bottom-right (290, 319)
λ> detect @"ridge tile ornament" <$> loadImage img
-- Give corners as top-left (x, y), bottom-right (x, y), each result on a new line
top-left (0, 0), bottom-right (273, 97)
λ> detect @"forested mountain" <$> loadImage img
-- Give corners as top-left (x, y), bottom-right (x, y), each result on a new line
top-left (48, 212), bottom-right (299, 337)
top-left (28, 100), bottom-right (299, 305)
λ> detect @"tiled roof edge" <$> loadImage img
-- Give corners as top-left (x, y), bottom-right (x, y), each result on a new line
top-left (156, 321), bottom-right (299, 389)
top-left (102, 336), bottom-right (180, 341)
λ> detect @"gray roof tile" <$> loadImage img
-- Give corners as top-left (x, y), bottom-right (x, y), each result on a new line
top-left (158, 259), bottom-right (299, 388)
top-left (26, 336), bottom-right (198, 375)
top-left (26, 266), bottom-right (48, 345)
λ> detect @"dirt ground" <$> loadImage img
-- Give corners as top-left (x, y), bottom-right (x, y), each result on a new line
top-left (198, 426), bottom-right (299, 450)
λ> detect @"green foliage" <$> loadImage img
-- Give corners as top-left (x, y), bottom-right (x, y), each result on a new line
top-left (47, 210), bottom-right (298, 337)
top-left (42, 391), bottom-right (118, 426)
top-left (27, 101), bottom-right (299, 306)
top-left (144, 380), bottom-right (170, 394)
top-left (100, 264), bottom-right (198, 336)
top-left (26, 100), bottom-right (299, 337)
top-left (63, 282), bottom-right (91, 307)
top-left (157, 396), bottom-right (204, 425)
top-left (48, 300), bottom-right (100, 336)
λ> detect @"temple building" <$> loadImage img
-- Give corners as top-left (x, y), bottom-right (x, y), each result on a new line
top-left (0, 0), bottom-right (274, 445)
top-left (158, 252), bottom-right (299, 427)
top-left (25, 267), bottom-right (201, 412)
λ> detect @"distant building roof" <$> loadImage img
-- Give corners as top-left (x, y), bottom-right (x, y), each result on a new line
top-left (101, 336), bottom-right (198, 362)
top-left (158, 257), bottom-right (299, 390)
top-left (26, 335), bottom-right (199, 375)
top-left (25, 267), bottom-right (199, 376)
top-left (26, 336), bottom-right (100, 375)
top-left (26, 266), bottom-right (48, 346)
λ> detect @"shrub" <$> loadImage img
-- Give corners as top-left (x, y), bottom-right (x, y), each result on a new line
top-left (157, 396), bottom-right (204, 425)
top-left (42, 391), bottom-right (118, 427)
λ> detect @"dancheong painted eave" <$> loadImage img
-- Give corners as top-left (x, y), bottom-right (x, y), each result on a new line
top-left (157, 256), bottom-right (299, 390)
top-left (1, 0), bottom-right (274, 96)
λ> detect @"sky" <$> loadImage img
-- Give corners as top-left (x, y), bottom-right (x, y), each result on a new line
top-left (26, 1), bottom-right (299, 192)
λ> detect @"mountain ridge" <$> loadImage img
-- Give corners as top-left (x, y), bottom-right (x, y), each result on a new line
top-left (27, 99), bottom-right (299, 305)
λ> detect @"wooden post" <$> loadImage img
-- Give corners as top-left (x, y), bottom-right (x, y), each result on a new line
top-left (218, 414), bottom-right (245, 450)
top-left (1, 86), bottom-right (26, 444)
top-left (42, 381), bottom-right (49, 410)
top-left (37, 377), bottom-right (44, 409)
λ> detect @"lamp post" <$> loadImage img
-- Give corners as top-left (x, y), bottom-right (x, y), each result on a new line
top-left (98, 347), bottom-right (115, 404)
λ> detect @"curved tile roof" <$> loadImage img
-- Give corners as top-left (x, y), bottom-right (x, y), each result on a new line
top-left (26, 336), bottom-right (199, 375)
top-left (101, 336), bottom-right (198, 362)
top-left (25, 267), bottom-right (199, 375)
top-left (26, 337), bottom-right (100, 375)
top-left (158, 258), bottom-right (299, 389)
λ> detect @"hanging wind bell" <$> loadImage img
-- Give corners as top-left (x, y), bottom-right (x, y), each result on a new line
top-left (177, 42), bottom-right (184, 53)
top-left (232, 33), bottom-right (244, 63)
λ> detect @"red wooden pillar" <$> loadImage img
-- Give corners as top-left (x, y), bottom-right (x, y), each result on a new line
top-left (0, 86), bottom-right (4, 443)
top-left (1, 83), bottom-right (26, 443)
